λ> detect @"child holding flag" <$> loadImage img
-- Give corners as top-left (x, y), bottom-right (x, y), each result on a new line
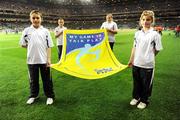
top-left (100, 13), bottom-right (118, 50)
top-left (128, 10), bottom-right (163, 109)
top-left (54, 18), bottom-right (67, 60)
top-left (19, 10), bottom-right (55, 105)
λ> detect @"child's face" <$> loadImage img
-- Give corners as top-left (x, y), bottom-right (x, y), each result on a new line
top-left (30, 13), bottom-right (42, 28)
top-left (106, 15), bottom-right (112, 22)
top-left (140, 15), bottom-right (152, 29)
top-left (58, 20), bottom-right (64, 27)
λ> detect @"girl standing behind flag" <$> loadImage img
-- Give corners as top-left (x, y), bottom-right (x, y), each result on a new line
top-left (100, 13), bottom-right (118, 50)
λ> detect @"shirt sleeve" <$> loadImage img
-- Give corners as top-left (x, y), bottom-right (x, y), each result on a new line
top-left (154, 33), bottom-right (163, 51)
top-left (133, 32), bottom-right (138, 48)
top-left (54, 27), bottom-right (59, 36)
top-left (100, 23), bottom-right (104, 29)
top-left (113, 22), bottom-right (118, 30)
top-left (46, 30), bottom-right (54, 48)
top-left (19, 29), bottom-right (27, 46)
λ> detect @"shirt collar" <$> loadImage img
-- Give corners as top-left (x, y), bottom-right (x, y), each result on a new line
top-left (30, 25), bottom-right (43, 29)
top-left (59, 26), bottom-right (64, 29)
top-left (106, 21), bottom-right (113, 24)
top-left (141, 27), bottom-right (153, 33)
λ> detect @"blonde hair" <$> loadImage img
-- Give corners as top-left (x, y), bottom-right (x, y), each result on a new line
top-left (29, 10), bottom-right (42, 17)
top-left (139, 10), bottom-right (155, 26)
top-left (106, 13), bottom-right (113, 18)
top-left (58, 18), bottom-right (64, 21)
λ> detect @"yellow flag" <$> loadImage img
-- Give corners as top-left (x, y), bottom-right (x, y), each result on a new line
top-left (51, 29), bottom-right (127, 79)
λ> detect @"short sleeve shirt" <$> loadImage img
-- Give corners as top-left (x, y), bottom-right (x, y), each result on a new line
top-left (19, 25), bottom-right (54, 64)
top-left (100, 21), bottom-right (118, 42)
top-left (133, 28), bottom-right (163, 68)
top-left (54, 26), bottom-right (67, 46)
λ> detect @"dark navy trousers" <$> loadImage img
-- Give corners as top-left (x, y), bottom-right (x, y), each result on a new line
top-left (132, 65), bottom-right (154, 104)
top-left (28, 64), bottom-right (55, 98)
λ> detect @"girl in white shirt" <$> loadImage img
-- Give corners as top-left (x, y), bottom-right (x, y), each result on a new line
top-left (100, 13), bottom-right (118, 50)
top-left (128, 10), bottom-right (163, 109)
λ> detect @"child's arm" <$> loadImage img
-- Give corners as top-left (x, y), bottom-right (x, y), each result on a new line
top-left (154, 32), bottom-right (163, 56)
top-left (47, 48), bottom-right (51, 67)
top-left (154, 49), bottom-right (160, 56)
top-left (107, 24), bottom-right (118, 34)
top-left (55, 31), bottom-right (63, 38)
top-left (107, 29), bottom-right (118, 34)
top-left (21, 45), bottom-right (27, 48)
top-left (46, 29), bottom-right (54, 67)
top-left (128, 47), bottom-right (135, 67)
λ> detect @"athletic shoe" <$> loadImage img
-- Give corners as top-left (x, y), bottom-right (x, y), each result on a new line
top-left (137, 102), bottom-right (147, 109)
top-left (130, 98), bottom-right (139, 105)
top-left (46, 98), bottom-right (53, 105)
top-left (26, 98), bottom-right (36, 104)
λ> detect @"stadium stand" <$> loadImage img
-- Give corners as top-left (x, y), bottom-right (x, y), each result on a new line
top-left (0, 0), bottom-right (180, 30)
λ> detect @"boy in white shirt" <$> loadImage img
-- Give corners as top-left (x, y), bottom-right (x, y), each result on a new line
top-left (100, 13), bottom-right (118, 50)
top-left (54, 18), bottom-right (67, 60)
top-left (128, 10), bottom-right (163, 109)
top-left (19, 10), bottom-right (55, 105)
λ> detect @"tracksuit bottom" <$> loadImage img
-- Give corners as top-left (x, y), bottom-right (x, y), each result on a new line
top-left (28, 64), bottom-right (55, 99)
top-left (109, 42), bottom-right (114, 50)
top-left (132, 65), bottom-right (154, 104)
top-left (57, 45), bottom-right (63, 60)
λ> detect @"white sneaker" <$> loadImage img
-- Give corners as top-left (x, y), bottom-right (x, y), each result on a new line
top-left (46, 98), bottom-right (53, 105)
top-left (130, 98), bottom-right (139, 105)
top-left (137, 102), bottom-right (147, 109)
top-left (26, 98), bottom-right (35, 104)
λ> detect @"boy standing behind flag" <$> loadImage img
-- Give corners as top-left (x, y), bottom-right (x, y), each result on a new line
top-left (128, 10), bottom-right (163, 109)
top-left (54, 18), bottom-right (67, 60)
top-left (19, 10), bottom-right (55, 105)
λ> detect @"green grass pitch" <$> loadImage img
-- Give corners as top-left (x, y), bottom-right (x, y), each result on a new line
top-left (0, 30), bottom-right (180, 120)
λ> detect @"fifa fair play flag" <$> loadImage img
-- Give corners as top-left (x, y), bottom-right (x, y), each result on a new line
top-left (51, 29), bottom-right (127, 79)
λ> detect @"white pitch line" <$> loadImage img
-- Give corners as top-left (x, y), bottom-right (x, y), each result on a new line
top-left (0, 47), bottom-right (20, 50)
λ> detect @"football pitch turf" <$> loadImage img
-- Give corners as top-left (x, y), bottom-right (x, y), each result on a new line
top-left (0, 30), bottom-right (179, 120)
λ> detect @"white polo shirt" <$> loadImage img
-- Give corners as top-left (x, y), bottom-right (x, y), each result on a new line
top-left (54, 26), bottom-right (67, 46)
top-left (100, 21), bottom-right (118, 42)
top-left (19, 25), bottom-right (54, 64)
top-left (133, 28), bottom-right (163, 68)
